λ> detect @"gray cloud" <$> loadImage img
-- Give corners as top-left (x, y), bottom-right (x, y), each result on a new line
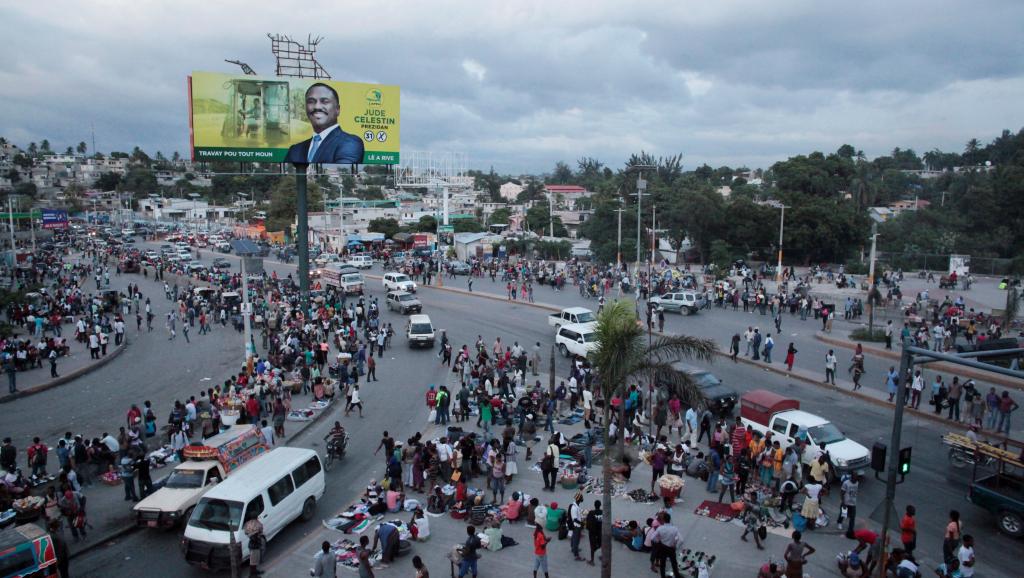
top-left (0, 1), bottom-right (1022, 173)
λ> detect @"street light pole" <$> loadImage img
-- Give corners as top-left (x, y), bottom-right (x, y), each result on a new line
top-left (867, 221), bottom-right (879, 335)
top-left (548, 193), bottom-right (554, 238)
top-left (614, 207), bottom-right (624, 268)
top-left (775, 204), bottom-right (789, 283)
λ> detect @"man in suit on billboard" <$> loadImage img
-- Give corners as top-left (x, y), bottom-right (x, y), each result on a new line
top-left (285, 83), bottom-right (364, 164)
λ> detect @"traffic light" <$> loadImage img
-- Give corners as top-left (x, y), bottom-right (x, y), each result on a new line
top-left (871, 442), bottom-right (887, 472)
top-left (898, 446), bottom-right (912, 475)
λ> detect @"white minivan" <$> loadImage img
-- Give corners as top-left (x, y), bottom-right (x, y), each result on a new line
top-left (345, 255), bottom-right (373, 269)
top-left (181, 448), bottom-right (324, 571)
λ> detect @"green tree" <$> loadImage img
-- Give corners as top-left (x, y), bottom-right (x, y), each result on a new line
top-left (662, 185), bottom-right (725, 263)
top-left (122, 168), bottom-right (158, 196)
top-left (368, 217), bottom-right (400, 238)
top-left (414, 215), bottom-right (437, 233)
top-left (27, 142), bottom-right (37, 155)
top-left (266, 176), bottom-right (323, 232)
top-left (63, 183), bottom-right (86, 212)
top-left (13, 182), bottom-right (37, 197)
top-left (453, 219), bottom-right (483, 233)
top-left (516, 180), bottom-right (546, 203)
top-left (5, 169), bottom-right (19, 184)
top-left (130, 146), bottom-right (151, 165)
top-left (590, 301), bottom-right (716, 578)
top-left (525, 202), bottom-right (568, 237)
top-left (550, 161), bottom-right (574, 184)
top-left (40, 139), bottom-right (51, 153)
top-left (708, 240), bottom-right (732, 276)
top-left (64, 146), bottom-right (73, 155)
top-left (76, 142), bottom-right (87, 155)
top-left (12, 154), bottom-right (32, 170)
top-left (489, 207), bottom-right (511, 225)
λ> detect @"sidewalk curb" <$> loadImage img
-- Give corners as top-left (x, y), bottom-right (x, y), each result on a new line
top-left (814, 331), bottom-right (1024, 390)
top-left (0, 340), bottom-right (128, 404)
top-left (68, 523), bottom-right (139, 560)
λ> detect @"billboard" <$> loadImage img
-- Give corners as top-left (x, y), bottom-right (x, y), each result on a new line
top-left (41, 209), bottom-right (69, 229)
top-left (188, 71), bottom-right (400, 165)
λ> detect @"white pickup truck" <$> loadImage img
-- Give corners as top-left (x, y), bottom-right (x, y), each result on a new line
top-left (739, 390), bottom-right (871, 476)
top-left (133, 426), bottom-right (268, 528)
top-left (548, 307), bottom-right (597, 329)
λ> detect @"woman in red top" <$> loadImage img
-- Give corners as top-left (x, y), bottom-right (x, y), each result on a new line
top-left (533, 524), bottom-right (550, 578)
top-left (899, 504), bottom-right (916, 557)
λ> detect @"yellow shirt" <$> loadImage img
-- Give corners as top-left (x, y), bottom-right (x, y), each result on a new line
top-left (809, 459), bottom-right (828, 482)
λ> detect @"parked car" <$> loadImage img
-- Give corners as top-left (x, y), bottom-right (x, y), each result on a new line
top-left (385, 290), bottom-right (422, 314)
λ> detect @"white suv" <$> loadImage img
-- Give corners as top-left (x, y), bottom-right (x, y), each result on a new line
top-left (382, 272), bottom-right (417, 293)
top-left (555, 323), bottom-right (599, 358)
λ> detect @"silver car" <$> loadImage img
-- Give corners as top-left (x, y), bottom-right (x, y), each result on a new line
top-left (650, 291), bottom-right (705, 315)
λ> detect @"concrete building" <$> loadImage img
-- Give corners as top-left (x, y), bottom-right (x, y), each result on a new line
top-left (499, 181), bottom-right (524, 201)
top-left (453, 232), bottom-right (503, 261)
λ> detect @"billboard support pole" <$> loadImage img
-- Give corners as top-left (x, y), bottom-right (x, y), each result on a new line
top-left (295, 165), bottom-right (311, 315)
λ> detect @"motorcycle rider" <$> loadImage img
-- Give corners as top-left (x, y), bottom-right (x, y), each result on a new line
top-left (324, 421), bottom-right (347, 457)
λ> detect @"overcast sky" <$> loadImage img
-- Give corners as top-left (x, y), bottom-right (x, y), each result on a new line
top-left (2, 1), bottom-right (1022, 174)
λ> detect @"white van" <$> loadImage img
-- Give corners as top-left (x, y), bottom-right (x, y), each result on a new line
top-left (406, 314), bottom-right (435, 348)
top-left (181, 447), bottom-right (324, 571)
top-left (345, 255), bottom-right (373, 269)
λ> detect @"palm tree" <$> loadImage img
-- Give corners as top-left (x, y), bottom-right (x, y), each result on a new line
top-left (591, 300), bottom-right (716, 578)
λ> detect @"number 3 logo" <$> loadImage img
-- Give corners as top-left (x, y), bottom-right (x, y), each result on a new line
top-left (363, 131), bottom-right (375, 141)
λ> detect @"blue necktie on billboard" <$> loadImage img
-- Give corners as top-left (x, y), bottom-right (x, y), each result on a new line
top-left (307, 134), bottom-right (322, 163)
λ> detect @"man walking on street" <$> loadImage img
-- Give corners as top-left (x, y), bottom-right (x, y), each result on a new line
top-left (651, 512), bottom-right (681, 578)
top-left (825, 350), bottom-right (837, 385)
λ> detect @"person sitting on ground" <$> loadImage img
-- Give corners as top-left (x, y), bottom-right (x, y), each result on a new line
top-left (501, 491), bottom-right (523, 522)
top-left (410, 507), bottom-right (430, 541)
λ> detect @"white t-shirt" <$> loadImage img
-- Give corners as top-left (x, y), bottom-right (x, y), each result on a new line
top-left (582, 389), bottom-right (593, 409)
top-left (804, 482), bottom-right (823, 501)
top-left (957, 545), bottom-right (975, 577)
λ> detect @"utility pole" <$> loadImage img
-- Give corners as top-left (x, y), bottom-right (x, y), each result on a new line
top-left (635, 173), bottom-right (645, 268)
top-left (548, 193), bottom-right (554, 238)
top-left (614, 207), bottom-right (624, 268)
top-left (548, 344), bottom-right (556, 397)
top-left (241, 253), bottom-right (254, 370)
top-left (776, 204), bottom-right (787, 283)
top-left (7, 197), bottom-right (15, 255)
top-left (867, 221), bottom-right (879, 335)
top-left (876, 339), bottom-right (911, 578)
top-left (294, 164), bottom-right (310, 315)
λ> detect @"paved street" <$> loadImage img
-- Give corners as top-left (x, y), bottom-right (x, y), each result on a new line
top-left (52, 245), bottom-right (1018, 578)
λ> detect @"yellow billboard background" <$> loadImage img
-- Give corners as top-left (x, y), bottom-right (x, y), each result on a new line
top-left (189, 71), bottom-right (400, 164)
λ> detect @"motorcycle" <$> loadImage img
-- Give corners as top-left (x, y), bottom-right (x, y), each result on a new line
top-left (324, 434), bottom-right (348, 471)
top-left (947, 445), bottom-right (995, 469)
